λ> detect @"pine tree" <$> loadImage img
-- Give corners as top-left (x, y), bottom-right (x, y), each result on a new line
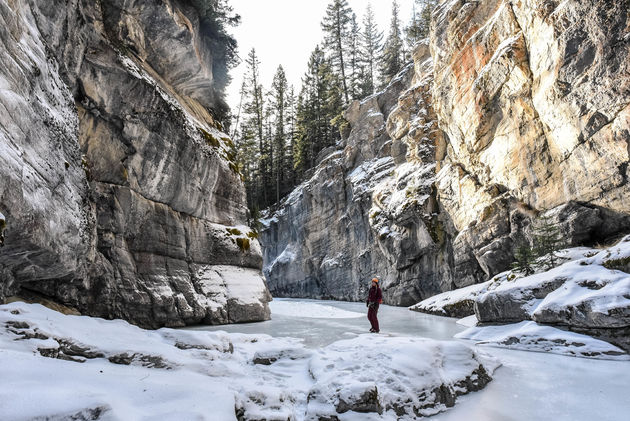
top-left (358, 3), bottom-right (383, 98)
top-left (293, 46), bottom-right (343, 179)
top-left (321, 0), bottom-right (354, 105)
top-left (510, 215), bottom-right (565, 275)
top-left (240, 48), bottom-right (267, 207)
top-left (405, 1), bottom-right (423, 48)
top-left (270, 65), bottom-right (289, 204)
top-left (379, 0), bottom-right (405, 88)
top-left (285, 85), bottom-right (297, 188)
top-left (405, 0), bottom-right (437, 47)
top-left (420, 0), bottom-right (437, 35)
top-left (533, 215), bottom-right (564, 270)
top-left (347, 13), bottom-right (361, 100)
top-left (511, 241), bottom-right (536, 276)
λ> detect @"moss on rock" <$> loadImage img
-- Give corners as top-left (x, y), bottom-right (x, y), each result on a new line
top-left (236, 237), bottom-right (250, 252)
top-left (226, 228), bottom-right (243, 236)
top-left (198, 128), bottom-right (220, 148)
top-left (603, 256), bottom-right (630, 273)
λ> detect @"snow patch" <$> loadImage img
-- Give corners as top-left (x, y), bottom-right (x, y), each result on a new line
top-left (456, 321), bottom-right (629, 360)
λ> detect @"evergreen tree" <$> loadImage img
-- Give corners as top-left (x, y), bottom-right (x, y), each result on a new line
top-left (347, 13), bottom-right (361, 100)
top-left (405, 0), bottom-right (437, 47)
top-left (511, 241), bottom-right (536, 276)
top-left (240, 48), bottom-right (267, 207)
top-left (379, 0), bottom-right (405, 88)
top-left (191, 0), bottom-right (241, 122)
top-left (270, 65), bottom-right (289, 204)
top-left (321, 0), bottom-right (354, 105)
top-left (285, 85), bottom-right (297, 187)
top-left (420, 0), bottom-right (437, 34)
top-left (358, 3), bottom-right (383, 98)
top-left (293, 46), bottom-right (342, 179)
top-left (509, 215), bottom-right (565, 275)
top-left (533, 215), bottom-right (564, 270)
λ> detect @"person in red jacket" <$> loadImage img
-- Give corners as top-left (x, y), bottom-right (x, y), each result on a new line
top-left (366, 277), bottom-right (383, 333)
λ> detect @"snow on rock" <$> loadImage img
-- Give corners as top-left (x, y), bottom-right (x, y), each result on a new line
top-left (348, 157), bottom-right (395, 199)
top-left (409, 280), bottom-right (492, 318)
top-left (306, 336), bottom-right (500, 419)
top-left (270, 299), bottom-right (364, 319)
top-left (456, 321), bottom-right (630, 360)
top-left (0, 302), bottom-right (497, 421)
top-left (411, 236), bottom-right (630, 355)
top-left (475, 238), bottom-right (630, 353)
top-left (193, 265), bottom-right (272, 323)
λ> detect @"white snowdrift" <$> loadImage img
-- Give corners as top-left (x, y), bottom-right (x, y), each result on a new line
top-left (456, 321), bottom-right (629, 360)
top-left (0, 302), bottom-right (497, 420)
top-left (307, 335), bottom-right (500, 419)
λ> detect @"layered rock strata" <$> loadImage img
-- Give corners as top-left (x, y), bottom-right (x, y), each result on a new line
top-left (262, 43), bottom-right (446, 306)
top-left (262, 0), bottom-right (630, 306)
top-left (0, 0), bottom-right (270, 327)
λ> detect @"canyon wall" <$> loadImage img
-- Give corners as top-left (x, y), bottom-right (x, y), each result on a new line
top-left (0, 0), bottom-right (271, 328)
top-left (261, 0), bottom-right (630, 305)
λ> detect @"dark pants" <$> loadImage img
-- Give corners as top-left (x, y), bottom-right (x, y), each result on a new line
top-left (368, 306), bottom-right (379, 332)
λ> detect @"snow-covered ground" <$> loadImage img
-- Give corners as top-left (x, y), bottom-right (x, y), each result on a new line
top-left (2, 297), bottom-right (629, 420)
top-left (205, 299), bottom-right (630, 421)
top-left (0, 300), bottom-right (497, 420)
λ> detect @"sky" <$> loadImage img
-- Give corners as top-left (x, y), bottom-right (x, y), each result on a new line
top-left (226, 0), bottom-right (416, 111)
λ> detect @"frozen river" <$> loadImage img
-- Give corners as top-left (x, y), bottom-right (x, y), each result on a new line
top-left (191, 298), bottom-right (630, 421)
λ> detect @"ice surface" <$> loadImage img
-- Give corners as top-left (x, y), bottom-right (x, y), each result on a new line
top-left (269, 299), bottom-right (364, 319)
top-left (196, 298), bottom-right (464, 348)
top-left (456, 315), bottom-right (478, 327)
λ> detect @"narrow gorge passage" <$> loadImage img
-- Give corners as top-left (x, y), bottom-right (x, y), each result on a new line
top-left (1, 0), bottom-right (628, 420)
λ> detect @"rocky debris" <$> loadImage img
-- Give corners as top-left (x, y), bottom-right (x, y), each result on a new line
top-left (32, 406), bottom-right (111, 421)
top-left (0, 0), bottom-right (270, 327)
top-left (107, 353), bottom-right (171, 369)
top-left (334, 384), bottom-right (382, 414)
top-left (235, 389), bottom-right (298, 421)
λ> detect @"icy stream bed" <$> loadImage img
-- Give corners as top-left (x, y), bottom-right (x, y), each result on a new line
top-left (193, 298), bottom-right (630, 421)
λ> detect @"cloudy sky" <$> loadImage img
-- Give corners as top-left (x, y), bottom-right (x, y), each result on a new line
top-left (226, 0), bottom-right (417, 110)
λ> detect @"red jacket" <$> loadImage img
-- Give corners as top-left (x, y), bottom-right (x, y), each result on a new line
top-left (367, 286), bottom-right (382, 304)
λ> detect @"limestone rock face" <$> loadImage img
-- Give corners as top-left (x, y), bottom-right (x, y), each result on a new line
top-left (261, 0), bottom-right (630, 307)
top-left (262, 44), bottom-right (449, 306)
top-left (431, 0), bottom-right (630, 275)
top-left (0, 0), bottom-right (270, 328)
